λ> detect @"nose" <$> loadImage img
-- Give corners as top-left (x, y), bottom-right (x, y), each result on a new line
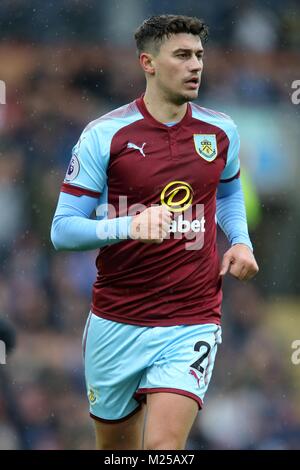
top-left (189, 54), bottom-right (203, 72)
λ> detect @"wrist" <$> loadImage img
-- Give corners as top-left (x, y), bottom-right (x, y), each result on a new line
top-left (96, 216), bottom-right (133, 241)
top-left (120, 216), bottom-right (133, 239)
top-left (232, 241), bottom-right (253, 252)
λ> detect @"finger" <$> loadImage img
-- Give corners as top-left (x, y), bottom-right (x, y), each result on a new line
top-left (161, 221), bottom-right (172, 234)
top-left (157, 209), bottom-right (172, 229)
top-left (242, 265), bottom-right (258, 281)
top-left (229, 262), bottom-right (245, 279)
top-left (160, 204), bottom-right (172, 214)
top-left (160, 206), bottom-right (173, 217)
top-left (153, 224), bottom-right (169, 240)
top-left (219, 255), bottom-right (232, 276)
top-left (237, 265), bottom-right (249, 281)
top-left (161, 227), bottom-right (170, 239)
top-left (162, 211), bottom-right (173, 224)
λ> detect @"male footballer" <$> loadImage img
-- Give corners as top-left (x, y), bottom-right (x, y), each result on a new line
top-left (51, 14), bottom-right (259, 450)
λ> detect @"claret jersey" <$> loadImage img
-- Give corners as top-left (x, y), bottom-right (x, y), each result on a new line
top-left (61, 95), bottom-right (240, 326)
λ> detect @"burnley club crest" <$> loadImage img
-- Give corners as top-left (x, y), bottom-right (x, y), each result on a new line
top-left (193, 134), bottom-right (218, 162)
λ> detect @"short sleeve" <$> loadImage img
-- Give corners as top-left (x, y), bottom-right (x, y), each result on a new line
top-left (220, 121), bottom-right (240, 182)
top-left (64, 127), bottom-right (108, 194)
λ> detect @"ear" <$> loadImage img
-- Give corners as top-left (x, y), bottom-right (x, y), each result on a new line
top-left (139, 52), bottom-right (155, 75)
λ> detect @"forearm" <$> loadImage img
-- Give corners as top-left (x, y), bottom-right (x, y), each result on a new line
top-left (50, 191), bottom-right (132, 251)
top-left (216, 179), bottom-right (253, 251)
top-left (51, 214), bottom-right (132, 251)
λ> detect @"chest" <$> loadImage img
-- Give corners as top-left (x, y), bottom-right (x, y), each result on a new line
top-left (107, 121), bottom-right (229, 205)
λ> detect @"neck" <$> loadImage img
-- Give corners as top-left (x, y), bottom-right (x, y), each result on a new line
top-left (143, 87), bottom-right (188, 124)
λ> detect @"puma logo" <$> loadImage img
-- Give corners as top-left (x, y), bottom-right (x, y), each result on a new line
top-left (189, 369), bottom-right (201, 388)
top-left (127, 142), bottom-right (146, 157)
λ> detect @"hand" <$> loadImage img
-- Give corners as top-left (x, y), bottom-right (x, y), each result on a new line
top-left (130, 205), bottom-right (172, 244)
top-left (219, 243), bottom-right (259, 280)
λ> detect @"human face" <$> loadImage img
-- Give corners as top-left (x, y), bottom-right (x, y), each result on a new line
top-left (152, 33), bottom-right (204, 104)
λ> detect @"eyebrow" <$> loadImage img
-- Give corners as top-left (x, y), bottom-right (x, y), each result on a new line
top-left (173, 48), bottom-right (204, 54)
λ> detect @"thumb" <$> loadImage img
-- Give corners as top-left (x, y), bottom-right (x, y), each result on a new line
top-left (220, 254), bottom-right (232, 276)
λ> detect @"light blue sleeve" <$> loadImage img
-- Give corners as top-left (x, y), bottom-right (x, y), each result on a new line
top-left (64, 126), bottom-right (108, 193)
top-left (216, 179), bottom-right (253, 250)
top-left (51, 192), bottom-right (132, 251)
top-left (220, 121), bottom-right (240, 182)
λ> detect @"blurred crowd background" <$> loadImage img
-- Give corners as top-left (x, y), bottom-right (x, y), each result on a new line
top-left (0, 0), bottom-right (300, 450)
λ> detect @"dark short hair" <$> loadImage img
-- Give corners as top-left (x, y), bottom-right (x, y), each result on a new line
top-left (134, 14), bottom-right (208, 56)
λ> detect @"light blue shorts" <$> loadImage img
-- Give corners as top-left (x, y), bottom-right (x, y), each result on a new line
top-left (82, 312), bottom-right (222, 422)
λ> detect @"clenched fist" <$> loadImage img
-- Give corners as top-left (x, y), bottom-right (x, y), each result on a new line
top-left (220, 243), bottom-right (259, 281)
top-left (130, 205), bottom-right (173, 244)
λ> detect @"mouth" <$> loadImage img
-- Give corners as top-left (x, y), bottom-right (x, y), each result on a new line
top-left (184, 77), bottom-right (200, 89)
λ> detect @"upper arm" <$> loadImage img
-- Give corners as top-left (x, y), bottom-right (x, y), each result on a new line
top-left (220, 121), bottom-right (240, 183)
top-left (53, 192), bottom-right (100, 219)
top-left (62, 126), bottom-right (108, 197)
top-left (217, 178), bottom-right (241, 199)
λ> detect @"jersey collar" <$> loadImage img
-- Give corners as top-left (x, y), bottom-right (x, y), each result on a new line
top-left (136, 94), bottom-right (192, 130)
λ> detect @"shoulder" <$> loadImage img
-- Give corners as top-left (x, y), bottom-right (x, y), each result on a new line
top-left (191, 102), bottom-right (236, 125)
top-left (82, 100), bottom-right (144, 139)
top-left (190, 102), bottom-right (238, 138)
